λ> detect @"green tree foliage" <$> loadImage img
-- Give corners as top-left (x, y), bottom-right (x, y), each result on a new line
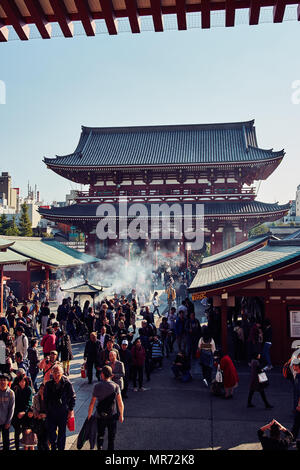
top-left (0, 213), bottom-right (9, 235)
top-left (248, 223), bottom-right (269, 238)
top-left (18, 203), bottom-right (33, 237)
top-left (5, 215), bottom-right (20, 236)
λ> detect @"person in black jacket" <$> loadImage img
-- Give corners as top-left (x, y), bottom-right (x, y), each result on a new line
top-left (11, 375), bottom-right (33, 451)
top-left (84, 332), bottom-right (102, 384)
top-left (44, 364), bottom-right (76, 451)
top-left (262, 318), bottom-right (273, 371)
top-left (258, 419), bottom-right (293, 450)
top-left (119, 340), bottom-right (132, 399)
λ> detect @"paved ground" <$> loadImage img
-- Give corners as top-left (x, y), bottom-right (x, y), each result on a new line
top-left (66, 342), bottom-right (295, 451)
top-left (3, 289), bottom-right (297, 451)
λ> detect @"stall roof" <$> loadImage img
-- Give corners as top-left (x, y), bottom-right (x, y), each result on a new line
top-left (0, 237), bottom-right (100, 268)
top-left (189, 240), bottom-right (300, 294)
top-left (61, 281), bottom-right (105, 295)
top-left (201, 234), bottom-right (275, 267)
top-left (0, 250), bottom-right (29, 265)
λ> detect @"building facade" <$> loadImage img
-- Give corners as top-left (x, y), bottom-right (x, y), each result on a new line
top-left (40, 120), bottom-right (289, 265)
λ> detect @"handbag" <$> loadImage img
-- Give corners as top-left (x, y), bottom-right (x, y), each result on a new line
top-left (215, 365), bottom-right (223, 383)
top-left (258, 371), bottom-right (269, 387)
top-left (67, 415), bottom-right (75, 432)
top-left (81, 362), bottom-right (87, 378)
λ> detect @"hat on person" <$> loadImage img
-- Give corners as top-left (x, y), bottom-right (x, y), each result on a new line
top-left (17, 368), bottom-right (26, 376)
top-left (122, 340), bottom-right (128, 345)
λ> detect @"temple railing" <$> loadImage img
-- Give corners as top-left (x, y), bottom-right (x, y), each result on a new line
top-left (74, 187), bottom-right (256, 203)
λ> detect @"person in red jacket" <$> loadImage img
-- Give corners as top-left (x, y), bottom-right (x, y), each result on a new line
top-left (131, 338), bottom-right (146, 392)
top-left (41, 327), bottom-right (57, 358)
top-left (218, 351), bottom-right (239, 399)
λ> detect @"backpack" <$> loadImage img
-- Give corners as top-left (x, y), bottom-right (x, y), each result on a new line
top-left (96, 392), bottom-right (117, 418)
top-left (283, 359), bottom-right (293, 381)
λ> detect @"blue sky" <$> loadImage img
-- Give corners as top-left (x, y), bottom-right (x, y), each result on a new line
top-left (0, 14), bottom-right (300, 205)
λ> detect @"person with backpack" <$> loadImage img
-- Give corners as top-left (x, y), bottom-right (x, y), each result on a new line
top-left (87, 365), bottom-right (124, 451)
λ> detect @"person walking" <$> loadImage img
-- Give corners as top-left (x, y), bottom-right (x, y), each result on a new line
top-left (27, 339), bottom-right (40, 393)
top-left (84, 332), bottom-right (102, 384)
top-left (44, 364), bottom-right (76, 451)
top-left (175, 311), bottom-right (187, 354)
top-left (40, 302), bottom-right (50, 337)
top-left (108, 350), bottom-right (125, 391)
top-left (57, 299), bottom-right (70, 334)
top-left (262, 318), bottom-right (273, 371)
top-left (0, 372), bottom-right (15, 451)
top-left (131, 338), bottom-right (146, 392)
top-left (11, 375), bottom-right (33, 451)
top-left (57, 331), bottom-right (73, 376)
top-left (152, 292), bottom-right (161, 318)
top-left (38, 350), bottom-right (60, 384)
top-left (119, 340), bottom-right (132, 399)
top-left (41, 327), bottom-right (57, 358)
top-left (29, 301), bottom-right (41, 340)
top-left (197, 326), bottom-right (216, 387)
top-left (14, 326), bottom-right (29, 361)
top-left (247, 353), bottom-right (273, 409)
top-left (87, 365), bottom-right (124, 451)
top-left (32, 383), bottom-right (49, 451)
top-left (185, 312), bottom-right (201, 359)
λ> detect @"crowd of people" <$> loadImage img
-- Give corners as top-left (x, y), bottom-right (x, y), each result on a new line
top-left (1, 273), bottom-right (300, 451)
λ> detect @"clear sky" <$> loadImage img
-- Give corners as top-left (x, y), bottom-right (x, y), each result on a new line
top-left (0, 11), bottom-right (300, 205)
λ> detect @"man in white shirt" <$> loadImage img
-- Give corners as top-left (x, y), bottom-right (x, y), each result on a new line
top-left (98, 326), bottom-right (109, 350)
top-left (14, 326), bottom-right (29, 360)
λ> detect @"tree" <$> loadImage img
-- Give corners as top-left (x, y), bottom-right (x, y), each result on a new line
top-left (5, 215), bottom-right (20, 236)
top-left (248, 223), bottom-right (269, 238)
top-left (0, 213), bottom-right (9, 235)
top-left (18, 203), bottom-right (33, 237)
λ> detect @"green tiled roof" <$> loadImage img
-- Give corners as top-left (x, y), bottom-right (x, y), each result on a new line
top-left (189, 241), bottom-right (300, 293)
top-left (0, 250), bottom-right (29, 265)
top-left (0, 238), bottom-right (15, 250)
top-left (201, 235), bottom-right (272, 267)
top-left (2, 237), bottom-right (100, 268)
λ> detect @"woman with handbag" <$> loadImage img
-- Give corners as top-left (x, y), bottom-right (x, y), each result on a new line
top-left (247, 353), bottom-right (273, 409)
top-left (197, 326), bottom-right (216, 387)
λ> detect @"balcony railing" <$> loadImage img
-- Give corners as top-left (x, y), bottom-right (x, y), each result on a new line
top-left (74, 186), bottom-right (256, 203)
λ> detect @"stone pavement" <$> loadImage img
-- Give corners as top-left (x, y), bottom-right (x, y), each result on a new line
top-left (66, 341), bottom-right (296, 451)
top-left (2, 290), bottom-right (297, 451)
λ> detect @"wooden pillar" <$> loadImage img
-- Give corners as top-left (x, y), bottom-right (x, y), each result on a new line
top-left (0, 265), bottom-right (3, 314)
top-left (221, 298), bottom-right (228, 354)
top-left (26, 263), bottom-right (31, 301)
top-left (45, 266), bottom-right (50, 298)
